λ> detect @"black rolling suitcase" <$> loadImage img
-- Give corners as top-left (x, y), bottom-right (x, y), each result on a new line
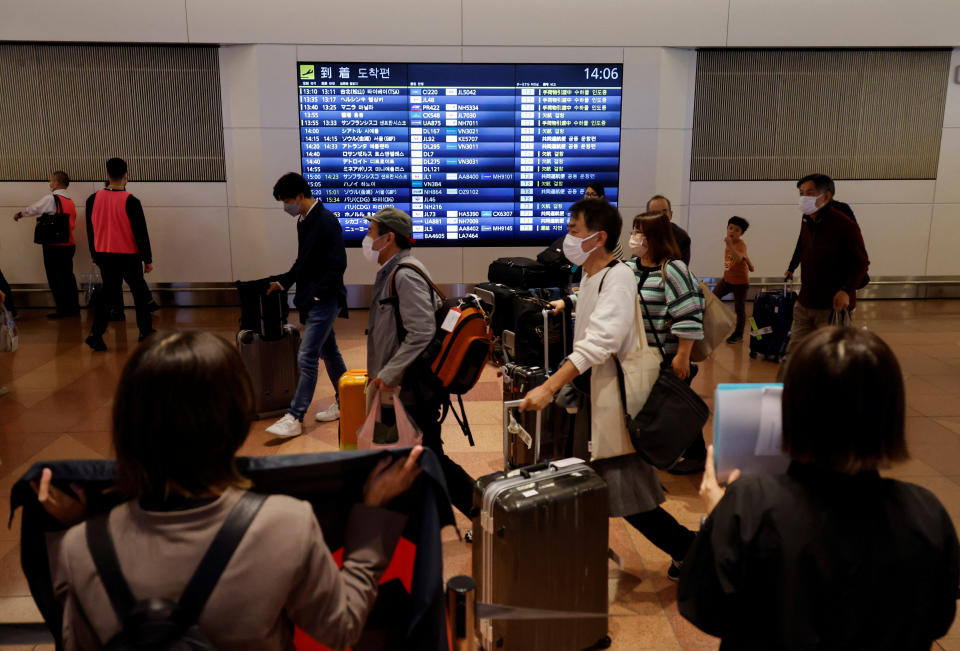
top-left (502, 373), bottom-right (575, 468)
top-left (511, 297), bottom-right (570, 372)
top-left (501, 304), bottom-right (575, 467)
top-left (749, 280), bottom-right (797, 362)
top-left (236, 279), bottom-right (289, 341)
top-left (474, 282), bottom-right (525, 337)
top-left (236, 280), bottom-right (300, 419)
top-left (472, 458), bottom-right (610, 651)
top-left (237, 325), bottom-right (300, 420)
top-left (503, 366), bottom-right (546, 467)
top-left (488, 257), bottom-right (571, 289)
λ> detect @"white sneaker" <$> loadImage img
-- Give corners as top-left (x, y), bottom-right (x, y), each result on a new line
top-left (315, 402), bottom-right (340, 422)
top-left (266, 413), bottom-right (302, 438)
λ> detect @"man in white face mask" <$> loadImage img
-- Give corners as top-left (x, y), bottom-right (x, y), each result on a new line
top-left (524, 200), bottom-right (698, 580)
top-left (779, 173), bottom-right (870, 378)
top-left (364, 207), bottom-right (476, 518)
top-left (264, 173), bottom-right (348, 438)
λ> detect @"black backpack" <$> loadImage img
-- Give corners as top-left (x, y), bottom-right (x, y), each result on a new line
top-left (85, 492), bottom-right (267, 650)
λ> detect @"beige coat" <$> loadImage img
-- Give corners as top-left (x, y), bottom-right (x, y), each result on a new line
top-left (591, 299), bottom-right (661, 460)
top-left (48, 487), bottom-right (406, 650)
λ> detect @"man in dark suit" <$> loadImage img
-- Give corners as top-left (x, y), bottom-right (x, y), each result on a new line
top-left (647, 195), bottom-right (691, 265)
top-left (264, 173), bottom-right (348, 438)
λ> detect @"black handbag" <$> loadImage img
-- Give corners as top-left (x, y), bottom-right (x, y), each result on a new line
top-left (33, 195), bottom-right (70, 245)
top-left (615, 284), bottom-right (710, 469)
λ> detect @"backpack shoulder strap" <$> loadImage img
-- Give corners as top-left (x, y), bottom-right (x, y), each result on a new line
top-left (175, 491), bottom-right (268, 625)
top-left (52, 194), bottom-right (63, 214)
top-left (85, 513), bottom-right (137, 622)
top-left (384, 262), bottom-right (444, 344)
top-left (389, 262), bottom-right (446, 301)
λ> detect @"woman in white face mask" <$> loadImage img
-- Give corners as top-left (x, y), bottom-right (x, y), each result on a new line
top-left (522, 200), bottom-right (696, 581)
top-left (626, 211), bottom-right (707, 475)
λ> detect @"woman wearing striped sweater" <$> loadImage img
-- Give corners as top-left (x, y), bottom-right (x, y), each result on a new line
top-left (627, 211), bottom-right (707, 474)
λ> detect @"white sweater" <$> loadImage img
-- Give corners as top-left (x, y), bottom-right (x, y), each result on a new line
top-left (568, 262), bottom-right (638, 374)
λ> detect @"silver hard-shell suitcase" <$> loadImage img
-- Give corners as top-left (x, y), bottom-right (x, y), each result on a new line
top-left (472, 455), bottom-right (610, 651)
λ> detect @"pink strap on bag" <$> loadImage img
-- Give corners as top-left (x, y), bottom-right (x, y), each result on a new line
top-left (357, 390), bottom-right (422, 450)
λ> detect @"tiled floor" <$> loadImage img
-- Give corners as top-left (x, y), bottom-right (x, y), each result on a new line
top-left (1, 300), bottom-right (959, 649)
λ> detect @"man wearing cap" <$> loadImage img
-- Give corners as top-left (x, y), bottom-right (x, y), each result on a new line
top-left (265, 172), bottom-right (348, 438)
top-left (364, 207), bottom-right (474, 518)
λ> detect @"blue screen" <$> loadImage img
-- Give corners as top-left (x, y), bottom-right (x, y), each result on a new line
top-left (297, 63), bottom-right (622, 245)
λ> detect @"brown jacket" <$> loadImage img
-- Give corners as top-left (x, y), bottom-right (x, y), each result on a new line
top-left (48, 488), bottom-right (406, 650)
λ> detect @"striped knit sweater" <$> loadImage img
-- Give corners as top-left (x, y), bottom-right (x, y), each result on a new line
top-left (625, 258), bottom-right (704, 357)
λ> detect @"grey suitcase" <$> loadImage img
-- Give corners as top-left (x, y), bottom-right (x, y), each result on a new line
top-left (237, 324), bottom-right (300, 419)
top-left (472, 457), bottom-right (610, 651)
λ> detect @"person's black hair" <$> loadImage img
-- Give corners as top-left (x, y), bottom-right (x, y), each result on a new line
top-left (272, 172), bottom-right (312, 201)
top-left (372, 221), bottom-right (411, 250)
top-left (113, 331), bottom-right (254, 499)
top-left (585, 181), bottom-right (606, 198)
top-left (646, 194), bottom-right (672, 212)
top-left (782, 327), bottom-right (907, 474)
top-left (797, 173), bottom-right (836, 197)
top-left (569, 199), bottom-right (621, 253)
top-left (50, 170), bottom-right (70, 188)
top-left (728, 216), bottom-right (749, 233)
top-left (106, 158), bottom-right (127, 181)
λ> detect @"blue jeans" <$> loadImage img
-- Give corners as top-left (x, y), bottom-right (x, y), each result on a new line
top-left (288, 298), bottom-right (348, 421)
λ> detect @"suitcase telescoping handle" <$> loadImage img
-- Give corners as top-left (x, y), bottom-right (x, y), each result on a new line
top-left (503, 399), bottom-right (541, 472)
top-left (541, 308), bottom-right (567, 376)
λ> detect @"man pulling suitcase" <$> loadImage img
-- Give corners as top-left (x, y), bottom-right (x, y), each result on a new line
top-left (263, 173), bottom-right (348, 437)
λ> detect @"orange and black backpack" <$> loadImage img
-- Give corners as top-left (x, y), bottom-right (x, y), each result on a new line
top-left (386, 263), bottom-right (493, 443)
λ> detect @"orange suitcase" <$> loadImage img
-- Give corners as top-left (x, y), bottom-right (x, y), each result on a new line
top-left (337, 369), bottom-right (367, 450)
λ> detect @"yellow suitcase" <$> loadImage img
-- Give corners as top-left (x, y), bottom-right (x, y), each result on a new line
top-left (338, 369), bottom-right (367, 450)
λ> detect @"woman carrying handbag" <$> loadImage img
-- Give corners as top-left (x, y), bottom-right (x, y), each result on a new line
top-left (626, 211), bottom-right (707, 474)
top-left (521, 200), bottom-right (696, 581)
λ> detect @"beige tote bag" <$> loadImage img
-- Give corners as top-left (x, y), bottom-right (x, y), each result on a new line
top-left (591, 299), bottom-right (662, 460)
top-left (691, 280), bottom-right (737, 362)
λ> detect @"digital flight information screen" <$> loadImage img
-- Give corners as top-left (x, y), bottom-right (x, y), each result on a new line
top-left (296, 63), bottom-right (623, 245)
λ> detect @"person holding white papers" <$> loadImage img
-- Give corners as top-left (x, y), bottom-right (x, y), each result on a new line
top-left (678, 327), bottom-right (959, 649)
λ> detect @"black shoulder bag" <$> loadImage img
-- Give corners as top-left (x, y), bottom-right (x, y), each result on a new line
top-left (85, 491), bottom-right (268, 650)
top-left (33, 195), bottom-right (71, 245)
top-left (617, 266), bottom-right (709, 469)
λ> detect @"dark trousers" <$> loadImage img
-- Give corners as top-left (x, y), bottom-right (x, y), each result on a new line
top-left (713, 278), bottom-right (748, 335)
top-left (91, 254), bottom-right (153, 337)
top-left (625, 507), bottom-right (697, 562)
top-left (0, 268), bottom-right (13, 316)
top-left (404, 398), bottom-right (475, 518)
top-left (42, 245), bottom-right (79, 315)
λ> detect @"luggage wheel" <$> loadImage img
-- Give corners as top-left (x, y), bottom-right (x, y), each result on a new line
top-left (749, 352), bottom-right (758, 359)
top-left (583, 635), bottom-right (612, 650)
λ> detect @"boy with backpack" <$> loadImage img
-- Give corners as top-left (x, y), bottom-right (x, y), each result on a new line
top-left (364, 207), bottom-right (475, 518)
top-left (714, 216), bottom-right (754, 344)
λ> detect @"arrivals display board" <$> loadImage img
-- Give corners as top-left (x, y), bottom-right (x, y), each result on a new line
top-left (297, 63), bottom-right (622, 244)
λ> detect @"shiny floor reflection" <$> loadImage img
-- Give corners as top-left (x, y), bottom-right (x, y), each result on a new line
top-left (1, 300), bottom-right (959, 650)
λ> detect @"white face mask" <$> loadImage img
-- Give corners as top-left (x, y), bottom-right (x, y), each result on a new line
top-left (562, 231), bottom-right (599, 266)
top-left (628, 233), bottom-right (647, 258)
top-left (798, 194), bottom-right (822, 215)
top-left (361, 234), bottom-right (385, 263)
top-left (283, 201), bottom-right (300, 217)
